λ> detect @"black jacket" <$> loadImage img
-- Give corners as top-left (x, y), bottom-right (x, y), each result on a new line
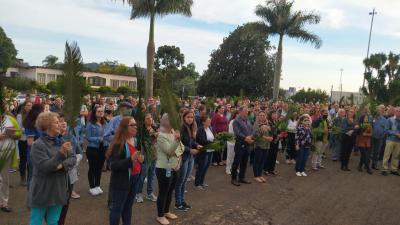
top-left (196, 127), bottom-right (213, 146)
top-left (180, 125), bottom-right (198, 160)
top-left (109, 143), bottom-right (134, 191)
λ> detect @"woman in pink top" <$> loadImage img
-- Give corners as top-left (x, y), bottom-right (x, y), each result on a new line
top-left (211, 105), bottom-right (228, 166)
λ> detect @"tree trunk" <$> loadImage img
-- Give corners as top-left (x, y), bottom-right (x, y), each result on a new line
top-left (146, 13), bottom-right (156, 99)
top-left (272, 35), bottom-right (283, 101)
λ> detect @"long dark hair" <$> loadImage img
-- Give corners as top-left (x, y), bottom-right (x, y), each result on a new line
top-left (90, 105), bottom-right (106, 125)
top-left (181, 110), bottom-right (196, 138)
top-left (106, 117), bottom-right (134, 159)
top-left (23, 104), bottom-right (44, 129)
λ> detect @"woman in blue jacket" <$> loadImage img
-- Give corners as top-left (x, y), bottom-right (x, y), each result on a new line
top-left (86, 105), bottom-right (106, 196)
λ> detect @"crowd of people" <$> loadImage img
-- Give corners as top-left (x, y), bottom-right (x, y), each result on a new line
top-left (0, 93), bottom-right (399, 225)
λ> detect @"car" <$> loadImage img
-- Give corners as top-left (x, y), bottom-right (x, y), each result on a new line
top-left (15, 95), bottom-right (26, 104)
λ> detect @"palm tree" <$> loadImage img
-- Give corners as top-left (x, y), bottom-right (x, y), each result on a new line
top-left (120, 0), bottom-right (193, 99)
top-left (42, 55), bottom-right (59, 68)
top-left (255, 0), bottom-right (322, 100)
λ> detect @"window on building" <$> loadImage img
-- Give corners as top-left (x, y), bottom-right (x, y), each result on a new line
top-left (129, 81), bottom-right (137, 89)
top-left (47, 74), bottom-right (56, 82)
top-left (88, 76), bottom-right (106, 86)
top-left (110, 79), bottom-right (119, 89)
top-left (37, 73), bottom-right (46, 84)
top-left (10, 72), bottom-right (18, 78)
top-left (120, 80), bottom-right (129, 87)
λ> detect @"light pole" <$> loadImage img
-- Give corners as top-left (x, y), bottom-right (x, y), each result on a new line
top-left (362, 8), bottom-right (377, 88)
top-left (339, 68), bottom-right (344, 100)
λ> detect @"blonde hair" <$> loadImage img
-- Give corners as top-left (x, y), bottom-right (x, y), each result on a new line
top-left (35, 112), bottom-right (59, 131)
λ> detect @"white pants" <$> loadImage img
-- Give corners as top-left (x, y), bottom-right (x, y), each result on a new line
top-left (226, 141), bottom-right (235, 174)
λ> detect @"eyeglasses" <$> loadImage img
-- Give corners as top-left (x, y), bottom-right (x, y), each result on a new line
top-left (129, 123), bottom-right (137, 128)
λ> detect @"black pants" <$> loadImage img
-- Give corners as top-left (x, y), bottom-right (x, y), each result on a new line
top-left (359, 147), bottom-right (371, 169)
top-left (341, 135), bottom-right (355, 168)
top-left (286, 133), bottom-right (296, 160)
top-left (18, 140), bottom-right (28, 177)
top-left (156, 168), bottom-right (178, 217)
top-left (212, 151), bottom-right (222, 164)
top-left (231, 142), bottom-right (249, 180)
top-left (86, 146), bottom-right (106, 188)
top-left (58, 183), bottom-right (73, 225)
top-left (264, 142), bottom-right (279, 172)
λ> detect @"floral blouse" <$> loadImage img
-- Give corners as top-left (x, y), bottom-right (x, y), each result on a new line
top-left (295, 125), bottom-right (312, 148)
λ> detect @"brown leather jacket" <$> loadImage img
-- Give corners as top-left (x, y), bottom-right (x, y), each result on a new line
top-left (356, 126), bottom-right (372, 148)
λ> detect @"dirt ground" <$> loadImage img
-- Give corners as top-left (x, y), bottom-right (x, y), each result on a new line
top-left (1, 151), bottom-right (400, 225)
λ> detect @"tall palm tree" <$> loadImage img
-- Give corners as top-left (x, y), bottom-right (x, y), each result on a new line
top-left (121, 0), bottom-right (193, 99)
top-left (255, 0), bottom-right (322, 100)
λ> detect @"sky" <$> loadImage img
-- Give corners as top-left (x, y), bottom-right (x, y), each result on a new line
top-left (1, 0), bottom-right (399, 93)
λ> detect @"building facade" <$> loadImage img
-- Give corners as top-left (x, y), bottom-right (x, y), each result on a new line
top-left (6, 67), bottom-right (137, 90)
top-left (331, 91), bottom-right (365, 105)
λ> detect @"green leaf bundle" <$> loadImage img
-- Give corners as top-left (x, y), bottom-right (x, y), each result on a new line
top-left (60, 42), bottom-right (85, 128)
top-left (160, 71), bottom-right (181, 130)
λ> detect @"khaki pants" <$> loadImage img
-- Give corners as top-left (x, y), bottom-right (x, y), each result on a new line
top-left (382, 141), bottom-right (400, 172)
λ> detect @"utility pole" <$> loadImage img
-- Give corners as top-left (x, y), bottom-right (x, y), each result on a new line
top-left (362, 8), bottom-right (377, 88)
top-left (340, 68), bottom-right (344, 100)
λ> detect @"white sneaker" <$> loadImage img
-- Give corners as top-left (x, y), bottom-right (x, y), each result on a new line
top-left (301, 172), bottom-right (307, 177)
top-left (136, 193), bottom-right (144, 203)
top-left (96, 187), bottom-right (103, 194)
top-left (296, 172), bottom-right (302, 177)
top-left (146, 193), bottom-right (157, 202)
top-left (89, 188), bottom-right (98, 196)
top-left (276, 160), bottom-right (280, 165)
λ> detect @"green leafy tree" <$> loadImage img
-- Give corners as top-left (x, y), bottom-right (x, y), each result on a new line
top-left (198, 23), bottom-right (275, 97)
top-left (255, 0), bottom-right (322, 100)
top-left (120, 0), bottom-right (193, 99)
top-left (35, 84), bottom-right (51, 94)
top-left (46, 80), bottom-right (59, 94)
top-left (363, 52), bottom-right (400, 105)
top-left (155, 45), bottom-right (185, 70)
top-left (97, 86), bottom-right (114, 95)
top-left (4, 77), bottom-right (36, 91)
top-left (59, 42), bottom-right (86, 128)
top-left (42, 55), bottom-right (59, 68)
top-left (291, 88), bottom-right (328, 103)
top-left (114, 63), bottom-right (132, 75)
top-left (116, 86), bottom-right (136, 95)
top-left (0, 26), bottom-right (17, 116)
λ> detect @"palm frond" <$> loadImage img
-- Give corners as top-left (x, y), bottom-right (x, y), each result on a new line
top-left (60, 42), bottom-right (84, 128)
top-left (287, 28), bottom-right (322, 49)
top-left (156, 0), bottom-right (193, 17)
top-left (160, 71), bottom-right (181, 130)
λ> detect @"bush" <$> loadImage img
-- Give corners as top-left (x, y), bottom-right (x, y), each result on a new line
top-left (4, 77), bottom-right (36, 91)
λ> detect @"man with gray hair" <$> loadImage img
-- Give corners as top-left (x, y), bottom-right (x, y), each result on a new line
top-left (381, 107), bottom-right (400, 176)
top-left (231, 106), bottom-right (254, 186)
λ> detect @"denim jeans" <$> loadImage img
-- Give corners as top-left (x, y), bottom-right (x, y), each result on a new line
top-left (175, 155), bottom-right (194, 206)
top-left (253, 147), bottom-right (268, 177)
top-left (371, 137), bottom-right (384, 167)
top-left (195, 151), bottom-right (213, 186)
top-left (137, 161), bottom-right (156, 195)
top-left (30, 205), bottom-right (62, 225)
top-left (295, 147), bottom-right (310, 172)
top-left (109, 174), bottom-right (140, 225)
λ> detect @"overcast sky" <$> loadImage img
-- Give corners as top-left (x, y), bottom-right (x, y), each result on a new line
top-left (1, 0), bottom-right (399, 92)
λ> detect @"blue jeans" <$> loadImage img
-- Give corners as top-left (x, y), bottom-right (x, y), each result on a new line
top-left (195, 151), bottom-right (213, 186)
top-left (371, 137), bottom-right (384, 167)
top-left (30, 205), bottom-right (62, 225)
top-left (253, 147), bottom-right (268, 177)
top-left (175, 155), bottom-right (194, 206)
top-left (295, 147), bottom-right (310, 172)
top-left (137, 161), bottom-right (156, 195)
top-left (109, 174), bottom-right (140, 225)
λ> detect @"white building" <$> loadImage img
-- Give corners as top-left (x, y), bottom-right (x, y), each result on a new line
top-left (6, 66), bottom-right (137, 90)
top-left (331, 91), bottom-right (365, 105)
